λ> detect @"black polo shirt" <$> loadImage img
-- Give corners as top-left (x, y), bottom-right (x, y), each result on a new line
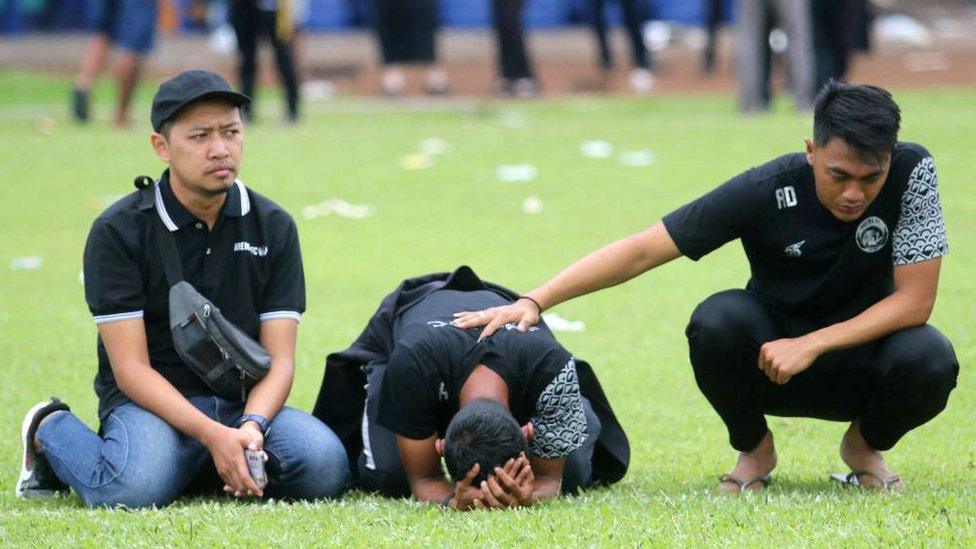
top-left (377, 289), bottom-right (588, 459)
top-left (83, 170), bottom-right (305, 421)
top-left (662, 142), bottom-right (948, 324)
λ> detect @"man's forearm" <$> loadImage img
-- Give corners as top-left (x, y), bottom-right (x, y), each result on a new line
top-left (410, 477), bottom-right (454, 505)
top-left (527, 221), bottom-right (681, 310)
top-left (243, 358), bottom-right (294, 422)
top-left (248, 318), bottom-right (299, 422)
top-left (806, 291), bottom-right (932, 355)
top-left (116, 362), bottom-right (219, 443)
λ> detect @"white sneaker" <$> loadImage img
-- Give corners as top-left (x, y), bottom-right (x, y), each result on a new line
top-left (16, 398), bottom-right (70, 499)
top-left (629, 68), bottom-right (655, 94)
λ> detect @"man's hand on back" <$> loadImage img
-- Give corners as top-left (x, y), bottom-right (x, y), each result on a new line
top-left (452, 298), bottom-right (541, 341)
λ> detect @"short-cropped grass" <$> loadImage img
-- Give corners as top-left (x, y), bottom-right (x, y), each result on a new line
top-left (0, 71), bottom-right (973, 546)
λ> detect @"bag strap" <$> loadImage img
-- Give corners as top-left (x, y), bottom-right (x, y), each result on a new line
top-left (136, 176), bottom-right (184, 286)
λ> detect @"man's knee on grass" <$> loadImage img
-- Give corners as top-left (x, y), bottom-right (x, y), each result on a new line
top-left (443, 399), bottom-right (527, 485)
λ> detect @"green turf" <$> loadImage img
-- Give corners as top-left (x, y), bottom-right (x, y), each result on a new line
top-left (1, 71), bottom-right (974, 546)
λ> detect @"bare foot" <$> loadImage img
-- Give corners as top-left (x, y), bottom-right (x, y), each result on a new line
top-left (839, 421), bottom-right (904, 491)
top-left (718, 430), bottom-right (777, 493)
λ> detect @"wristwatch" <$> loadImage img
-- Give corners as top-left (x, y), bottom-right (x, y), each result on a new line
top-left (238, 413), bottom-right (271, 435)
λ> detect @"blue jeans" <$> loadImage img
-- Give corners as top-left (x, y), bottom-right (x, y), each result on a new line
top-left (36, 396), bottom-right (351, 508)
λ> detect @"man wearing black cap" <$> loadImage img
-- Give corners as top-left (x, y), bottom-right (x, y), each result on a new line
top-left (17, 70), bottom-right (350, 508)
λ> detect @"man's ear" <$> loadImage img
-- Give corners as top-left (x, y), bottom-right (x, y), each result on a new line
top-left (435, 438), bottom-right (445, 456)
top-left (804, 138), bottom-right (815, 166)
top-left (521, 422), bottom-right (534, 442)
top-left (150, 132), bottom-right (171, 164)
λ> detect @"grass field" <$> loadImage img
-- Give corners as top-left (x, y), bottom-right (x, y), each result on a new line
top-left (0, 71), bottom-right (974, 546)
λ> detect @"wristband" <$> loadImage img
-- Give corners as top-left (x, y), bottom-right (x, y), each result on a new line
top-left (441, 494), bottom-right (454, 508)
top-left (518, 295), bottom-right (543, 313)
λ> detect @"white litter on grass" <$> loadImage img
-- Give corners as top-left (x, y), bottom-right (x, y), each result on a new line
top-left (496, 164), bottom-right (537, 182)
top-left (10, 256), bottom-right (43, 270)
top-left (35, 116), bottom-right (55, 136)
top-left (302, 200), bottom-right (375, 220)
top-left (303, 80), bottom-right (336, 101)
top-left (542, 313), bottom-right (585, 333)
top-left (521, 195), bottom-right (543, 214)
top-left (618, 150), bottom-right (655, 167)
top-left (497, 111), bottom-right (528, 128)
top-left (401, 153), bottom-right (435, 170)
top-left (419, 137), bottom-right (449, 156)
top-left (78, 271), bottom-right (85, 285)
top-left (580, 140), bottom-right (613, 159)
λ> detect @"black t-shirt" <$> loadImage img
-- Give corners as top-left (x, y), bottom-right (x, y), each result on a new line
top-left (377, 289), bottom-right (587, 458)
top-left (662, 142), bottom-right (948, 324)
top-left (83, 171), bottom-right (305, 420)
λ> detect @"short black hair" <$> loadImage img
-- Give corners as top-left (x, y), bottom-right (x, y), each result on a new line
top-left (813, 80), bottom-right (901, 165)
top-left (443, 399), bottom-right (527, 485)
top-left (158, 119), bottom-right (173, 139)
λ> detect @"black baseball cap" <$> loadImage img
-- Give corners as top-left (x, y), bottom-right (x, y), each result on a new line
top-left (150, 70), bottom-right (250, 132)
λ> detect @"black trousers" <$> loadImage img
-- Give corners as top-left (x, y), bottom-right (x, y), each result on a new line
top-left (357, 363), bottom-right (601, 497)
top-left (491, 0), bottom-right (533, 80)
top-left (229, 1), bottom-right (299, 121)
top-left (590, 0), bottom-right (649, 70)
top-left (687, 289), bottom-right (958, 452)
top-left (374, 0), bottom-right (438, 65)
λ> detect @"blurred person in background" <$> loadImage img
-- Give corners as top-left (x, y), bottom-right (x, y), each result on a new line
top-left (735, 0), bottom-right (815, 113)
top-left (492, 0), bottom-right (538, 96)
top-left (702, 0), bottom-right (724, 74)
top-left (229, 0), bottom-right (301, 123)
top-left (589, 0), bottom-right (654, 93)
top-left (811, 0), bottom-right (871, 91)
top-left (373, 0), bottom-right (449, 96)
top-left (71, 0), bottom-right (162, 127)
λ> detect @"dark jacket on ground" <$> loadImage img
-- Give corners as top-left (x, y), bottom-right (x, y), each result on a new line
top-left (311, 266), bottom-right (630, 485)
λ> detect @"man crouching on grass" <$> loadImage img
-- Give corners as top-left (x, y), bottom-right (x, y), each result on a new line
top-left (312, 267), bottom-right (629, 510)
top-left (454, 81), bottom-right (959, 493)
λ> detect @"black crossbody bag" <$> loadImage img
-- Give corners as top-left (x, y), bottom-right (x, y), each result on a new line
top-left (137, 176), bottom-right (271, 401)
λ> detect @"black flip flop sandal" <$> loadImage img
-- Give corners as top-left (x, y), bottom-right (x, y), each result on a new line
top-left (830, 470), bottom-right (902, 491)
top-left (719, 473), bottom-right (772, 493)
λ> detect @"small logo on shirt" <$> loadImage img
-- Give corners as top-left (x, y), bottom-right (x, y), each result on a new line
top-left (784, 240), bottom-right (806, 258)
top-left (775, 186), bottom-right (798, 209)
top-left (855, 216), bottom-right (889, 253)
top-left (233, 241), bottom-right (268, 257)
top-left (438, 382), bottom-right (449, 401)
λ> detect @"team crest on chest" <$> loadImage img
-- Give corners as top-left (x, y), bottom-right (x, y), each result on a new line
top-left (855, 216), bottom-right (889, 253)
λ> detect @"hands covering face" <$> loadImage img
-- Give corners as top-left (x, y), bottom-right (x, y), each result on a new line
top-left (455, 452), bottom-right (535, 510)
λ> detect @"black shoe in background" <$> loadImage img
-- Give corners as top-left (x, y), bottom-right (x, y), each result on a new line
top-left (71, 88), bottom-right (90, 122)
